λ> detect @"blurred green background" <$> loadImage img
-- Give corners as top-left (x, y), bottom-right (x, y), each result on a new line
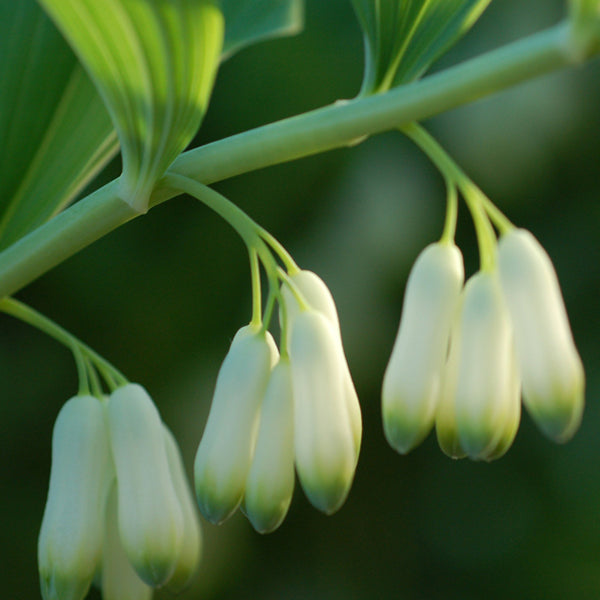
top-left (2, 0), bottom-right (600, 598)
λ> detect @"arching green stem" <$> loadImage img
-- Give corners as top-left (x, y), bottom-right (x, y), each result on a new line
top-left (249, 248), bottom-right (262, 328)
top-left (161, 173), bottom-right (290, 298)
top-left (261, 288), bottom-right (277, 335)
top-left (440, 179), bottom-right (459, 244)
top-left (72, 345), bottom-right (89, 396)
top-left (85, 355), bottom-right (103, 398)
top-left (0, 297), bottom-right (128, 392)
top-left (257, 228), bottom-right (299, 274)
top-left (401, 122), bottom-right (511, 270)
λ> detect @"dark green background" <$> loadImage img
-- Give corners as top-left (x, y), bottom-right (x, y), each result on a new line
top-left (2, 0), bottom-right (600, 598)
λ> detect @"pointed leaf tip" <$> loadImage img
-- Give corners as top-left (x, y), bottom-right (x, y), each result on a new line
top-left (351, 0), bottom-right (492, 94)
top-left (38, 0), bottom-right (224, 211)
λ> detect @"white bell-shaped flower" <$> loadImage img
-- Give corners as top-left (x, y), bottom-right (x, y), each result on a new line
top-left (106, 384), bottom-right (184, 587)
top-left (453, 272), bottom-right (520, 460)
top-left (382, 242), bottom-right (464, 454)
top-left (194, 325), bottom-right (278, 524)
top-left (38, 395), bottom-right (113, 600)
top-left (435, 314), bottom-right (467, 460)
top-left (244, 359), bottom-right (295, 534)
top-left (281, 270), bottom-right (362, 460)
top-left (437, 298), bottom-right (521, 462)
top-left (163, 426), bottom-right (202, 593)
top-left (100, 485), bottom-right (153, 600)
top-left (289, 310), bottom-right (356, 514)
top-left (482, 349), bottom-right (521, 462)
top-left (498, 228), bottom-right (585, 442)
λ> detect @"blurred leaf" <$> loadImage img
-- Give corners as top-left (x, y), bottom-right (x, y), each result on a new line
top-left (38, 0), bottom-right (224, 211)
top-left (0, 0), bottom-right (117, 250)
top-left (569, 0), bottom-right (600, 56)
top-left (352, 0), bottom-right (492, 94)
top-left (221, 0), bottom-right (304, 61)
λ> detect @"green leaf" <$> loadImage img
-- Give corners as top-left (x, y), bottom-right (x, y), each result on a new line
top-left (0, 0), bottom-right (118, 250)
top-left (352, 0), bottom-right (492, 94)
top-left (38, 0), bottom-right (224, 212)
top-left (569, 0), bottom-right (600, 57)
top-left (221, 0), bottom-right (304, 61)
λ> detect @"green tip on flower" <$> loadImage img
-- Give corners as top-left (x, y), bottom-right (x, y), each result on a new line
top-left (40, 572), bottom-right (92, 600)
top-left (163, 427), bottom-right (202, 593)
top-left (435, 317), bottom-right (466, 460)
top-left (100, 484), bottom-right (153, 600)
top-left (525, 382), bottom-right (584, 444)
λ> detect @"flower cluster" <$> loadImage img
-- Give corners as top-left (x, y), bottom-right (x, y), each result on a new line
top-left (382, 229), bottom-right (585, 461)
top-left (194, 270), bottom-right (361, 533)
top-left (38, 384), bottom-right (201, 600)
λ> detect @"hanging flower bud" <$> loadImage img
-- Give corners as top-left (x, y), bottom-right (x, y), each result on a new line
top-left (281, 270), bottom-right (362, 459)
top-left (194, 325), bottom-right (278, 524)
top-left (163, 426), bottom-right (202, 593)
top-left (106, 384), bottom-right (183, 587)
top-left (100, 485), bottom-right (153, 600)
top-left (244, 359), bottom-right (295, 534)
top-left (437, 297), bottom-right (521, 462)
top-left (498, 228), bottom-right (585, 442)
top-left (38, 395), bottom-right (113, 600)
top-left (454, 272), bottom-right (520, 460)
top-left (435, 313), bottom-right (466, 460)
top-left (289, 310), bottom-right (356, 514)
top-left (382, 242), bottom-right (464, 454)
top-left (482, 350), bottom-right (521, 462)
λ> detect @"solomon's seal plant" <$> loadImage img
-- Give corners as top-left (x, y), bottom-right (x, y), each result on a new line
top-left (0, 0), bottom-right (598, 598)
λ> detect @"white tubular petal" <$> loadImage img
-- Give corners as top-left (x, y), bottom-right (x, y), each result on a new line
top-left (290, 310), bottom-right (356, 515)
top-left (106, 384), bottom-right (183, 587)
top-left (163, 427), bottom-right (202, 593)
top-left (283, 270), bottom-right (340, 333)
top-left (244, 359), bottom-right (295, 534)
top-left (281, 270), bottom-right (362, 459)
top-left (382, 243), bottom-right (464, 454)
top-left (194, 326), bottom-right (278, 524)
top-left (482, 350), bottom-right (522, 462)
top-left (498, 228), bottom-right (585, 442)
top-left (436, 312), bottom-right (467, 460)
top-left (100, 485), bottom-right (153, 600)
top-left (38, 395), bottom-right (112, 600)
top-left (454, 272), bottom-right (516, 460)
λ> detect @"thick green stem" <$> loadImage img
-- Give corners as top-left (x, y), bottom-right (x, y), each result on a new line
top-left (0, 21), bottom-right (595, 297)
top-left (170, 22), bottom-right (580, 185)
top-left (0, 180), bottom-right (139, 299)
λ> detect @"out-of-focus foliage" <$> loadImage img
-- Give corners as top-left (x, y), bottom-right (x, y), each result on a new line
top-left (1, 1), bottom-right (599, 599)
top-left (0, 0), bottom-right (117, 250)
top-left (221, 0), bottom-right (304, 61)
